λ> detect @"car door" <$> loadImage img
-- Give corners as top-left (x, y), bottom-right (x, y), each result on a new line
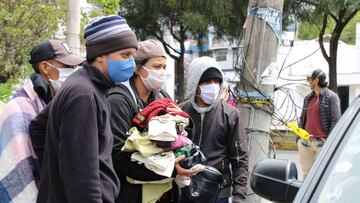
top-left (294, 96), bottom-right (360, 202)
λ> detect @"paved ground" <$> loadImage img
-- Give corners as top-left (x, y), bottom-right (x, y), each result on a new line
top-left (260, 149), bottom-right (302, 203)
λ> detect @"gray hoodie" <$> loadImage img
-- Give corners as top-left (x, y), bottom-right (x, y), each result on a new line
top-left (187, 56), bottom-right (224, 113)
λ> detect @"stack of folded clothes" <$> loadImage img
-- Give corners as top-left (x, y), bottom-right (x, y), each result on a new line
top-left (121, 98), bottom-right (201, 203)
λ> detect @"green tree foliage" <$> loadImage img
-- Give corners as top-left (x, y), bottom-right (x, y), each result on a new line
top-left (297, 21), bottom-right (320, 40)
top-left (87, 0), bottom-right (119, 16)
top-left (289, 0), bottom-right (360, 92)
top-left (0, 0), bottom-right (66, 84)
top-left (0, 79), bottom-right (18, 102)
top-left (119, 0), bottom-right (247, 101)
top-left (340, 13), bottom-right (360, 44)
top-left (298, 12), bottom-right (360, 45)
top-left (81, 0), bottom-right (120, 48)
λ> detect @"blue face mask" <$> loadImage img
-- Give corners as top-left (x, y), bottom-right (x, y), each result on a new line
top-left (107, 58), bottom-right (135, 83)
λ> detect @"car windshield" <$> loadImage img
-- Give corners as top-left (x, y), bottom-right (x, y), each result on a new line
top-left (315, 110), bottom-right (360, 203)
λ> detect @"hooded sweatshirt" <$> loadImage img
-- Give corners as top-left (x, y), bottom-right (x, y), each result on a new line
top-left (186, 56), bottom-right (224, 113)
top-left (180, 57), bottom-right (248, 202)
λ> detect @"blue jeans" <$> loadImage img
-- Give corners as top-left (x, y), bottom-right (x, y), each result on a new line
top-left (215, 197), bottom-right (229, 203)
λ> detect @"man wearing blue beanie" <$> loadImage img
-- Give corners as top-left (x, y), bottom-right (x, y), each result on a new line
top-left (31, 15), bottom-right (137, 203)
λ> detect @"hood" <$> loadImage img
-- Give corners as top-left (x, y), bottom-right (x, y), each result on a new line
top-left (187, 56), bottom-right (224, 113)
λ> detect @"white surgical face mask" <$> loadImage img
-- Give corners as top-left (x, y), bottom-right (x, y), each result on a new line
top-left (48, 66), bottom-right (74, 92)
top-left (140, 65), bottom-right (166, 91)
top-left (199, 83), bottom-right (220, 105)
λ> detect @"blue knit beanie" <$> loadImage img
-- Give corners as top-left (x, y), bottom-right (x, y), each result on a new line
top-left (84, 15), bottom-right (137, 61)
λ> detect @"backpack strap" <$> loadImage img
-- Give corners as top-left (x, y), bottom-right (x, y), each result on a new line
top-left (107, 83), bottom-right (138, 115)
top-left (159, 89), bottom-right (171, 99)
top-left (121, 80), bottom-right (138, 105)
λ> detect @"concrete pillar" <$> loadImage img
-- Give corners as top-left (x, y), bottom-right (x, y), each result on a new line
top-left (66, 0), bottom-right (81, 56)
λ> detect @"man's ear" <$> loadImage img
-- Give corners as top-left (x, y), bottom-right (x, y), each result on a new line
top-left (134, 64), bottom-right (142, 75)
top-left (196, 86), bottom-right (201, 95)
top-left (96, 55), bottom-right (105, 63)
top-left (38, 62), bottom-right (49, 79)
top-left (314, 78), bottom-right (320, 85)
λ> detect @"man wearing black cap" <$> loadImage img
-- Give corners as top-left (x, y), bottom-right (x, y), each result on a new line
top-left (298, 69), bottom-right (341, 178)
top-left (0, 39), bottom-right (83, 203)
top-left (180, 57), bottom-right (248, 203)
top-left (29, 39), bottom-right (85, 100)
top-left (31, 15), bottom-right (138, 203)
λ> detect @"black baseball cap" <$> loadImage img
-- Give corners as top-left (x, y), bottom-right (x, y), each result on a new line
top-left (29, 40), bottom-right (84, 66)
top-left (199, 68), bottom-right (223, 84)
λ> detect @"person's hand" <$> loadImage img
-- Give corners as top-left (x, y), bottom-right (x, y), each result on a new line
top-left (167, 103), bottom-right (182, 113)
top-left (175, 155), bottom-right (203, 177)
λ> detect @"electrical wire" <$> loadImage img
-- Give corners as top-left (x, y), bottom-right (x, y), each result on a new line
top-left (230, 0), bottom-right (327, 159)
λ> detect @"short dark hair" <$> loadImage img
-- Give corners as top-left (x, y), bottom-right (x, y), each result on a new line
top-left (311, 69), bottom-right (328, 88)
top-left (86, 58), bottom-right (95, 64)
top-left (136, 58), bottom-right (150, 66)
top-left (199, 68), bottom-right (223, 84)
top-left (31, 63), bottom-right (40, 73)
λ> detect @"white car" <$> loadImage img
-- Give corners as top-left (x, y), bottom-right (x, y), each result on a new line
top-left (251, 95), bottom-right (360, 203)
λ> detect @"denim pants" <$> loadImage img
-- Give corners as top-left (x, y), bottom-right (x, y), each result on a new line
top-left (215, 197), bottom-right (229, 203)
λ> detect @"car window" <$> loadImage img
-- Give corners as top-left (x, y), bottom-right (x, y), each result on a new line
top-left (313, 110), bottom-right (360, 203)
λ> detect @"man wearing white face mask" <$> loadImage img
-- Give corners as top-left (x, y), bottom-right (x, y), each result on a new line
top-left (44, 62), bottom-right (75, 92)
top-left (107, 39), bottom-right (196, 203)
top-left (0, 39), bottom-right (83, 203)
top-left (29, 40), bottom-right (84, 95)
top-left (180, 56), bottom-right (249, 203)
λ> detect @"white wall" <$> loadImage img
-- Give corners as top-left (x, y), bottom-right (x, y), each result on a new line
top-left (163, 56), bottom-right (175, 99)
top-left (349, 85), bottom-right (360, 104)
top-left (356, 23), bottom-right (360, 73)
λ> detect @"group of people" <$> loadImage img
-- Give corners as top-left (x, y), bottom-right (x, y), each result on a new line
top-left (0, 15), bottom-right (248, 203)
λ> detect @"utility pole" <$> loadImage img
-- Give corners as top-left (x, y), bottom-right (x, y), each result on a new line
top-left (239, 0), bottom-right (284, 203)
top-left (66, 0), bottom-right (81, 56)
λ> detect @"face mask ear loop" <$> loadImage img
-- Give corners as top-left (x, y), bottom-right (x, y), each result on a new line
top-left (44, 62), bottom-right (55, 69)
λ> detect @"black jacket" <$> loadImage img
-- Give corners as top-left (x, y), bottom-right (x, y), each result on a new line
top-left (299, 87), bottom-right (341, 136)
top-left (30, 73), bottom-right (53, 104)
top-left (107, 78), bottom-right (175, 203)
top-left (180, 100), bottom-right (248, 201)
top-left (33, 64), bottom-right (120, 203)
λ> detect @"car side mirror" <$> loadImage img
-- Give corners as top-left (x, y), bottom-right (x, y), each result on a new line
top-left (250, 159), bottom-right (302, 203)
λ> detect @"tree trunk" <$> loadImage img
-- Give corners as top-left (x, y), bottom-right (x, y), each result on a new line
top-left (318, 6), bottom-right (358, 93)
top-left (175, 25), bottom-right (186, 102)
top-left (328, 35), bottom-right (338, 93)
top-left (328, 18), bottom-right (348, 93)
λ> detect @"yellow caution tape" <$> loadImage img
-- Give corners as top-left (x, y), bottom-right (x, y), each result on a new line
top-left (285, 122), bottom-right (310, 141)
top-left (240, 98), bottom-right (272, 107)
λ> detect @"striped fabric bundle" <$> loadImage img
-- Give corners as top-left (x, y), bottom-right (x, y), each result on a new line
top-left (0, 101), bottom-right (4, 113)
top-left (0, 79), bottom-right (46, 203)
top-left (84, 15), bottom-right (137, 61)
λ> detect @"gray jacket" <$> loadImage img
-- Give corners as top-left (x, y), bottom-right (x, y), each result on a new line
top-left (299, 87), bottom-right (341, 136)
